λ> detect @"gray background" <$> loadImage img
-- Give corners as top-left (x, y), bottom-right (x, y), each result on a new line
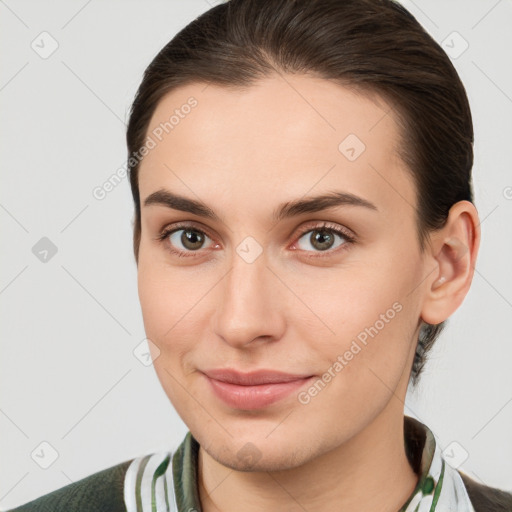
top-left (1, 0), bottom-right (511, 508)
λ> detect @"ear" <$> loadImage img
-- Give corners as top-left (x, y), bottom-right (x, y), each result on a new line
top-left (420, 200), bottom-right (481, 325)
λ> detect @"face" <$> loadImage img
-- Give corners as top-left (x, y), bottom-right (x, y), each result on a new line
top-left (136, 74), bottom-right (429, 472)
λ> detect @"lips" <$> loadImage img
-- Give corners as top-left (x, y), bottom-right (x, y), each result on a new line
top-left (201, 368), bottom-right (314, 410)
top-left (203, 368), bottom-right (312, 385)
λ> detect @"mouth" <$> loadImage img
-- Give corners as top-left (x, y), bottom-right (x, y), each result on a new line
top-left (201, 368), bottom-right (315, 410)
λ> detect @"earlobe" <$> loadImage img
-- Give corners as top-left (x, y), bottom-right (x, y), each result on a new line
top-left (420, 201), bottom-right (480, 325)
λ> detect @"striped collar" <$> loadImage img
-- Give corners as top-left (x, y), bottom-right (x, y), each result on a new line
top-left (399, 416), bottom-right (476, 511)
top-left (124, 415), bottom-right (475, 511)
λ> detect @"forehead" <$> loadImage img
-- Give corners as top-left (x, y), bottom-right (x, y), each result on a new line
top-left (138, 74), bottom-right (416, 218)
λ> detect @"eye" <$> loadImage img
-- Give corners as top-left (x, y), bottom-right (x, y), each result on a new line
top-left (292, 222), bottom-right (354, 256)
top-left (156, 221), bottom-right (355, 259)
top-left (156, 223), bottom-right (216, 258)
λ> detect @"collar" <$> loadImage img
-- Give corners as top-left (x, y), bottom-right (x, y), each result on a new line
top-left (399, 415), bottom-right (476, 511)
top-left (124, 415), bottom-right (475, 511)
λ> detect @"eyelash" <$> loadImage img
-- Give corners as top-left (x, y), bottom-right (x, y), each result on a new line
top-left (155, 221), bottom-right (356, 259)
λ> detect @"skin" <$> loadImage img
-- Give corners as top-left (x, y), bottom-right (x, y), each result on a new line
top-left (136, 74), bottom-right (480, 511)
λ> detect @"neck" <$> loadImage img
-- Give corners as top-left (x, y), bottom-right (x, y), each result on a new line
top-left (198, 408), bottom-right (419, 512)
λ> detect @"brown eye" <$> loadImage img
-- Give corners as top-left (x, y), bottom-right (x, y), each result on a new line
top-left (295, 226), bottom-right (351, 253)
top-left (167, 228), bottom-right (212, 252)
top-left (307, 229), bottom-right (336, 251)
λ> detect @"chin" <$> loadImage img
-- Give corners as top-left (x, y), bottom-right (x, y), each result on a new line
top-left (207, 442), bottom-right (309, 473)
top-left (197, 428), bottom-right (318, 473)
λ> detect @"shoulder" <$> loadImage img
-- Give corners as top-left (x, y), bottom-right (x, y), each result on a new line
top-left (4, 458), bottom-right (133, 512)
top-left (458, 470), bottom-right (512, 512)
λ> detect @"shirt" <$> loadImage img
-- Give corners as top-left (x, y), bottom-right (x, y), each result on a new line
top-left (6, 415), bottom-right (512, 511)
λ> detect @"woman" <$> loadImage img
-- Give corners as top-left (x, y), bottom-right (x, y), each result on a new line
top-left (6, 0), bottom-right (512, 510)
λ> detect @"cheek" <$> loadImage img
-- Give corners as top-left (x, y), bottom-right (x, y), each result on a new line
top-left (136, 255), bottom-right (211, 365)
top-left (294, 286), bottom-right (417, 430)
top-left (137, 257), bottom-right (181, 357)
top-left (289, 262), bottom-right (407, 338)
top-left (137, 245), bottom-right (185, 333)
top-left (288, 260), bottom-right (420, 385)
top-left (137, 261), bottom-right (197, 405)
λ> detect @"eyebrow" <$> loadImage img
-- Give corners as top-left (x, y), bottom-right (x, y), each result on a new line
top-left (143, 189), bottom-right (378, 223)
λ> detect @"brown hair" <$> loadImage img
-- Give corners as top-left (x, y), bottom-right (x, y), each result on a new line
top-left (126, 0), bottom-right (474, 386)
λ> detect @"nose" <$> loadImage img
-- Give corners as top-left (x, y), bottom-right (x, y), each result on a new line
top-left (212, 248), bottom-right (286, 350)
